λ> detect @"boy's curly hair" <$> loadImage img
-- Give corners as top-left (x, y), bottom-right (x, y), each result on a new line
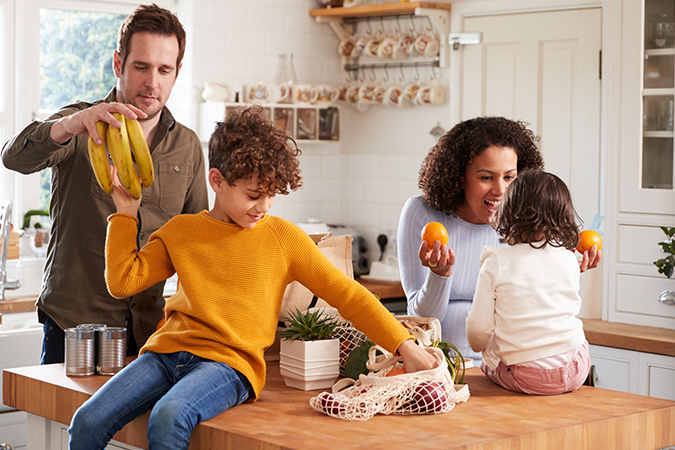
top-left (419, 116), bottom-right (544, 214)
top-left (208, 106), bottom-right (302, 195)
top-left (492, 170), bottom-right (580, 250)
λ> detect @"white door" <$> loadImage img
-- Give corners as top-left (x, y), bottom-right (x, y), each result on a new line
top-left (461, 8), bottom-right (603, 315)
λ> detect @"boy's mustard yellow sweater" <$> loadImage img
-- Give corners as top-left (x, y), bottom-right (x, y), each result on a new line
top-left (105, 211), bottom-right (411, 399)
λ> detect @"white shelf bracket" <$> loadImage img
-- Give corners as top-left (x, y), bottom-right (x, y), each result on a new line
top-left (315, 16), bottom-right (351, 42)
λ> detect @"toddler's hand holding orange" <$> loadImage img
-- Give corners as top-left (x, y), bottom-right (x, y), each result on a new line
top-left (576, 230), bottom-right (602, 254)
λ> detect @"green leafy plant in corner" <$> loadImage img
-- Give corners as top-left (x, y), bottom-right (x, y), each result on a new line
top-left (654, 227), bottom-right (675, 278)
top-left (279, 309), bottom-right (338, 342)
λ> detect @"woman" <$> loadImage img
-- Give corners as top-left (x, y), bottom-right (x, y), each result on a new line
top-left (397, 117), bottom-right (601, 362)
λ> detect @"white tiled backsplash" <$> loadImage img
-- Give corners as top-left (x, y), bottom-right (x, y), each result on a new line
top-left (176, 0), bottom-right (451, 263)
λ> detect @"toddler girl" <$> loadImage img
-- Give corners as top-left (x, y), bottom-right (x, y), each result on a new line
top-left (465, 170), bottom-right (590, 395)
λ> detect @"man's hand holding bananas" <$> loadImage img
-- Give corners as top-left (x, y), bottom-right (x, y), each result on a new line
top-left (87, 111), bottom-right (154, 200)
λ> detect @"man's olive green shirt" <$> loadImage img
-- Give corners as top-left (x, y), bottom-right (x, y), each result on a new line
top-left (1, 89), bottom-right (208, 348)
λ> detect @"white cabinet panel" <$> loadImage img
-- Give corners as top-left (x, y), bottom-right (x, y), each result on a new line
top-left (590, 345), bottom-right (675, 401)
top-left (615, 273), bottom-right (675, 322)
top-left (638, 352), bottom-right (675, 401)
top-left (589, 344), bottom-right (639, 394)
top-left (0, 410), bottom-right (28, 450)
top-left (618, 224), bottom-right (672, 265)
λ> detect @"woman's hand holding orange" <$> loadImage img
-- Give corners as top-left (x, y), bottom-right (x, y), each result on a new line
top-left (419, 240), bottom-right (455, 277)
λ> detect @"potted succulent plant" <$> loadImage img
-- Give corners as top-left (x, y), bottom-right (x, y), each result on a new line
top-left (279, 308), bottom-right (340, 391)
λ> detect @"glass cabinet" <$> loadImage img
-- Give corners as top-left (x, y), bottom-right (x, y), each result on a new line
top-left (642, 0), bottom-right (675, 190)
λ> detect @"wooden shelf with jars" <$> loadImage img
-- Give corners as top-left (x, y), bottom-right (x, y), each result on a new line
top-left (198, 102), bottom-right (340, 144)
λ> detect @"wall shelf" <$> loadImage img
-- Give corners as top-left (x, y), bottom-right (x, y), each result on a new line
top-left (309, 2), bottom-right (451, 19)
top-left (198, 102), bottom-right (340, 144)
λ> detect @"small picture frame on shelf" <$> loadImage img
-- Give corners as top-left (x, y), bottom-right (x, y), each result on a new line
top-left (319, 107), bottom-right (340, 141)
top-left (297, 109), bottom-right (317, 140)
top-left (274, 108), bottom-right (295, 139)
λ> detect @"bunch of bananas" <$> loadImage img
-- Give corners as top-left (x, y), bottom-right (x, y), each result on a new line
top-left (87, 113), bottom-right (154, 199)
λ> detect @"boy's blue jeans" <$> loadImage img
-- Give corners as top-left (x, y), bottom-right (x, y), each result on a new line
top-left (68, 351), bottom-right (252, 450)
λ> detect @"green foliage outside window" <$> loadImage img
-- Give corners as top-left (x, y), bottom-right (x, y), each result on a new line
top-left (40, 9), bottom-right (124, 110)
top-left (38, 8), bottom-right (125, 203)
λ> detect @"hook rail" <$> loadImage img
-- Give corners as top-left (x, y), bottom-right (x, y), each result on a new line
top-left (343, 59), bottom-right (440, 72)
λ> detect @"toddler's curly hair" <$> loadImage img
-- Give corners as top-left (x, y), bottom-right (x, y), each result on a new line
top-left (492, 170), bottom-right (581, 250)
top-left (419, 116), bottom-right (544, 214)
top-left (208, 106), bottom-right (302, 195)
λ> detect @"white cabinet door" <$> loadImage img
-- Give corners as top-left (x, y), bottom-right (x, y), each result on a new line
top-left (462, 8), bottom-right (602, 229)
top-left (0, 410), bottom-right (28, 450)
top-left (589, 344), bottom-right (639, 394)
top-left (618, 0), bottom-right (675, 215)
top-left (638, 352), bottom-right (675, 401)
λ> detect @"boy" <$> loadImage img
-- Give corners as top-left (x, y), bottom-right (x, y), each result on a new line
top-left (69, 106), bottom-right (435, 449)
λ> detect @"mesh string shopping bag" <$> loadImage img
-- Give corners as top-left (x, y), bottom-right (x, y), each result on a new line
top-left (309, 343), bottom-right (470, 421)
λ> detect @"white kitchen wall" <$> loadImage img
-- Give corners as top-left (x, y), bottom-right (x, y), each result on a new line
top-left (180, 0), bottom-right (453, 262)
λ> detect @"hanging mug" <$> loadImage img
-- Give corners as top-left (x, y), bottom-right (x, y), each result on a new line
top-left (402, 80), bottom-right (422, 106)
top-left (414, 32), bottom-right (440, 57)
top-left (338, 36), bottom-right (356, 57)
top-left (416, 79), bottom-right (447, 106)
top-left (351, 35), bottom-right (369, 58)
top-left (383, 83), bottom-right (404, 107)
top-left (377, 36), bottom-right (397, 59)
top-left (394, 33), bottom-right (416, 60)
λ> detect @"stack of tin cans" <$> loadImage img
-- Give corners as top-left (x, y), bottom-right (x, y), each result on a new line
top-left (64, 324), bottom-right (126, 377)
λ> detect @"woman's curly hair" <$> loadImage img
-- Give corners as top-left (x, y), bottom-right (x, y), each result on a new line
top-left (492, 170), bottom-right (580, 250)
top-left (419, 116), bottom-right (544, 213)
top-left (208, 105), bottom-right (302, 195)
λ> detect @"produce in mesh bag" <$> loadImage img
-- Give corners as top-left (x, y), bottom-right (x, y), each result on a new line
top-left (310, 345), bottom-right (470, 421)
top-left (343, 340), bottom-right (375, 380)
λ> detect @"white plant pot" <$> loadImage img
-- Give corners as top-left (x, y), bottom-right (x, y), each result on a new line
top-left (279, 338), bottom-right (340, 391)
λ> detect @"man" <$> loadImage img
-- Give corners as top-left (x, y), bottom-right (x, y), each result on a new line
top-left (2, 4), bottom-right (208, 364)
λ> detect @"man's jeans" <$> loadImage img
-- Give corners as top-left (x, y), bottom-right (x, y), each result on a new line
top-left (40, 311), bottom-right (65, 364)
top-left (68, 351), bottom-right (252, 450)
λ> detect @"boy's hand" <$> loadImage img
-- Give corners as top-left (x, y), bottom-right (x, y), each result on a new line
top-left (110, 165), bottom-right (141, 216)
top-left (398, 339), bottom-right (437, 373)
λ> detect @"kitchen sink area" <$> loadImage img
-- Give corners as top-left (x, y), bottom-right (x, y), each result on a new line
top-left (0, 255), bottom-right (44, 449)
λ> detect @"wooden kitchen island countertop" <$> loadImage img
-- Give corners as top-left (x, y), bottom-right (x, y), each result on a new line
top-left (5, 360), bottom-right (675, 449)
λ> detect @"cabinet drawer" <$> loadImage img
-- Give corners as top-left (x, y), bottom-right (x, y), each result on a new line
top-left (616, 273), bottom-right (675, 319)
top-left (618, 224), bottom-right (671, 265)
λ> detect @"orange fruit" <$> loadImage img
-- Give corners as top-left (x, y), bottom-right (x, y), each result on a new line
top-left (576, 230), bottom-right (603, 253)
top-left (386, 367), bottom-right (406, 377)
top-left (421, 221), bottom-right (449, 248)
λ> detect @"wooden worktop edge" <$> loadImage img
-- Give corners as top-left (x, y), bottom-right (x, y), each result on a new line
top-left (582, 318), bottom-right (675, 357)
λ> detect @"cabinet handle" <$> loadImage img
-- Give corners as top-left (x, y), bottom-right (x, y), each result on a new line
top-left (658, 290), bottom-right (675, 305)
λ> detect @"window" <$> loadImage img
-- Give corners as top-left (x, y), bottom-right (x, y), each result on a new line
top-left (40, 8), bottom-right (125, 111)
top-left (0, 0), bottom-right (15, 206)
top-left (36, 7), bottom-right (126, 210)
top-left (11, 1), bottom-right (133, 217)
